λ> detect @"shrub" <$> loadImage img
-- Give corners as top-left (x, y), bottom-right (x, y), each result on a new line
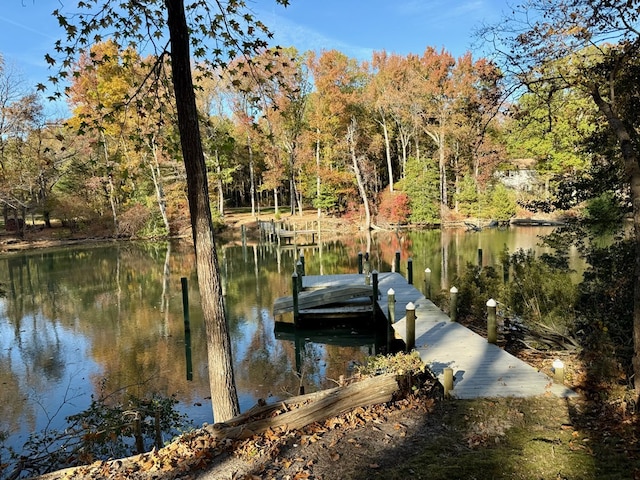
top-left (503, 249), bottom-right (577, 335)
top-left (486, 183), bottom-right (517, 221)
top-left (377, 190), bottom-right (410, 225)
top-left (118, 203), bottom-right (151, 238)
top-left (583, 191), bottom-right (623, 231)
top-left (454, 264), bottom-right (503, 326)
top-left (576, 238), bottom-right (634, 384)
top-left (399, 157), bottom-right (440, 225)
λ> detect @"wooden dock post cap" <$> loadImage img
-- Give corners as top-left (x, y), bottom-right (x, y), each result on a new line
top-left (450, 286), bottom-right (458, 293)
top-left (425, 267), bottom-right (431, 273)
top-left (406, 302), bottom-right (416, 311)
top-left (387, 288), bottom-right (395, 296)
top-left (486, 298), bottom-right (497, 307)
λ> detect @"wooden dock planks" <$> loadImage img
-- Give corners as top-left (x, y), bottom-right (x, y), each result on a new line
top-left (283, 272), bottom-right (576, 399)
top-left (273, 282), bottom-right (374, 316)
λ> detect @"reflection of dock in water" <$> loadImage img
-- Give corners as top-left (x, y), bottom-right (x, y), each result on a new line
top-left (258, 220), bottom-right (319, 245)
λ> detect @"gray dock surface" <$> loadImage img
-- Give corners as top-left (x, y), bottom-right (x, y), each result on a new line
top-left (302, 273), bottom-right (576, 399)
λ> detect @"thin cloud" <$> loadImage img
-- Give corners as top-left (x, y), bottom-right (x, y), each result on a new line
top-left (0, 15), bottom-right (57, 41)
top-left (259, 9), bottom-right (374, 60)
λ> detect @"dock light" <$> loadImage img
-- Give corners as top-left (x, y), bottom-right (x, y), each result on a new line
top-left (552, 358), bottom-right (565, 383)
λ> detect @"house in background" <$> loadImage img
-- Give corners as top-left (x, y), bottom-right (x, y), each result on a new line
top-left (494, 158), bottom-right (541, 192)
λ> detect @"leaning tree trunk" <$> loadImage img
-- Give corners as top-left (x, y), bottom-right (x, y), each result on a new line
top-left (591, 87), bottom-right (640, 401)
top-left (347, 118), bottom-right (371, 230)
top-left (166, 0), bottom-right (240, 422)
top-left (378, 111), bottom-right (394, 192)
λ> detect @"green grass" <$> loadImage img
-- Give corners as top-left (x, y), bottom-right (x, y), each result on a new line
top-left (366, 397), bottom-right (637, 480)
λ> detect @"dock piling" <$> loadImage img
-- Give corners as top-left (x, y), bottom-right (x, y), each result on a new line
top-left (292, 271), bottom-right (300, 325)
top-left (405, 302), bottom-right (416, 351)
top-left (553, 359), bottom-right (565, 384)
top-left (443, 367), bottom-right (454, 396)
top-left (372, 270), bottom-right (379, 308)
top-left (407, 258), bottom-right (413, 285)
top-left (424, 268), bottom-right (432, 299)
top-left (357, 252), bottom-right (363, 274)
top-left (296, 260), bottom-right (304, 290)
top-left (394, 250), bottom-right (401, 274)
top-left (363, 253), bottom-right (371, 285)
top-left (450, 286), bottom-right (458, 322)
top-left (487, 298), bottom-right (497, 344)
top-left (387, 288), bottom-right (396, 324)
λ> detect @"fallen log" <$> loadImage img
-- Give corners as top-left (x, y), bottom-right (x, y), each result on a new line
top-left (205, 373), bottom-right (400, 440)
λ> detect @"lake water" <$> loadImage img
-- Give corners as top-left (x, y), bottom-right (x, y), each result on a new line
top-left (0, 226), bottom-right (578, 465)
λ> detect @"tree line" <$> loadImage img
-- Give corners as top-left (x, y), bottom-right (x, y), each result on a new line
top-left (1, 38), bottom-right (596, 237)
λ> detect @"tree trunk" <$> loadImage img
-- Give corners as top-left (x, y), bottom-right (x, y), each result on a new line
top-left (215, 149), bottom-right (224, 216)
top-left (274, 187), bottom-right (279, 215)
top-left (165, 0), bottom-right (240, 422)
top-left (347, 118), bottom-right (371, 230)
top-left (101, 132), bottom-right (119, 232)
top-left (379, 113), bottom-right (394, 192)
top-left (591, 87), bottom-right (640, 400)
top-left (248, 133), bottom-right (256, 217)
top-left (148, 135), bottom-right (170, 233)
top-left (316, 129), bottom-right (322, 218)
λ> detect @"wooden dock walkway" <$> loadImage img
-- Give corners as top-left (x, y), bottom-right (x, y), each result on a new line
top-left (300, 273), bottom-right (576, 399)
top-left (258, 220), bottom-right (318, 245)
top-left (273, 284), bottom-right (373, 316)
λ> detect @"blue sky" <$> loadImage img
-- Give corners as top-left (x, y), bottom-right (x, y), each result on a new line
top-left (0, 0), bottom-right (506, 110)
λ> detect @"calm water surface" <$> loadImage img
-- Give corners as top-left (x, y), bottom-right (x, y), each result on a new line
top-left (0, 226), bottom-right (578, 456)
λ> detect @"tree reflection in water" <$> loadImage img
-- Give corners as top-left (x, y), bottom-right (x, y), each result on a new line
top-left (0, 227), bottom-right (573, 459)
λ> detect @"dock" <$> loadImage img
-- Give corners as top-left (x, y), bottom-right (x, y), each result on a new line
top-left (258, 220), bottom-right (318, 245)
top-left (273, 283), bottom-right (374, 316)
top-left (278, 272), bottom-right (576, 399)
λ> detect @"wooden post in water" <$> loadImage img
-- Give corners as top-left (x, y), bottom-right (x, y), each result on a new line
top-left (395, 250), bottom-right (401, 274)
top-left (405, 302), bottom-right (416, 351)
top-left (407, 257), bottom-right (413, 285)
top-left (295, 260), bottom-right (303, 291)
top-left (299, 252), bottom-right (305, 276)
top-left (372, 270), bottom-right (379, 321)
top-left (387, 288), bottom-right (396, 324)
top-left (363, 253), bottom-right (371, 285)
top-left (424, 268), bottom-right (432, 299)
top-left (450, 286), bottom-right (458, 322)
top-left (292, 271), bottom-right (300, 325)
top-left (180, 277), bottom-right (193, 381)
top-left (487, 298), bottom-right (497, 344)
top-left (443, 367), bottom-right (454, 396)
top-left (357, 252), bottom-right (363, 274)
